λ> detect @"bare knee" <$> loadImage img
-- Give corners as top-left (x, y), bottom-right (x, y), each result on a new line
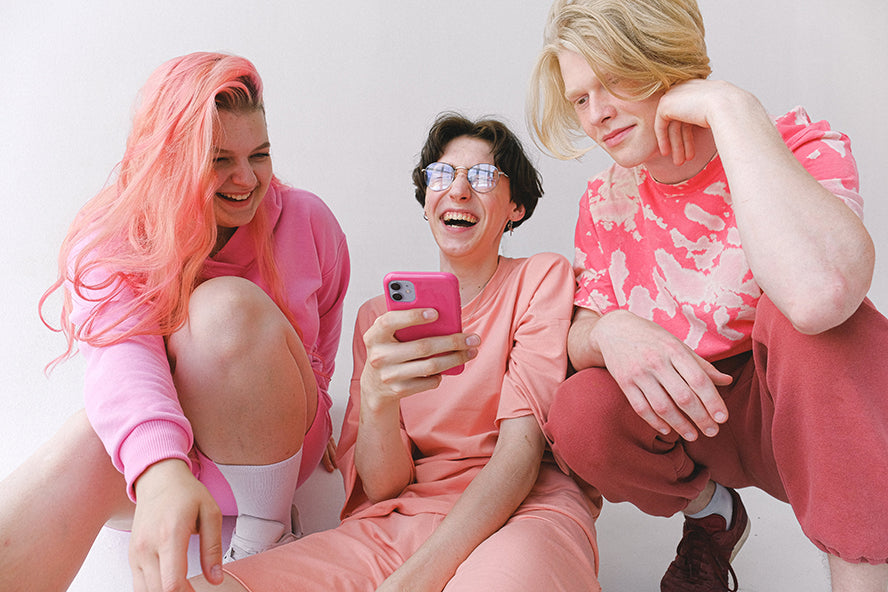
top-left (169, 278), bottom-right (314, 463)
top-left (175, 277), bottom-right (286, 360)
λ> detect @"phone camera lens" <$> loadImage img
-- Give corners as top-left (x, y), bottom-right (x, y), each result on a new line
top-left (392, 293), bottom-right (403, 301)
top-left (390, 282), bottom-right (402, 291)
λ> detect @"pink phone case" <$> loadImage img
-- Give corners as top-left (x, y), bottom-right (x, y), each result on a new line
top-left (383, 271), bottom-right (464, 375)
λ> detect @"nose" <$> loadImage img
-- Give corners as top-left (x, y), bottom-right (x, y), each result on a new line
top-left (588, 90), bottom-right (617, 125)
top-left (448, 169), bottom-right (472, 200)
top-left (231, 159), bottom-right (257, 187)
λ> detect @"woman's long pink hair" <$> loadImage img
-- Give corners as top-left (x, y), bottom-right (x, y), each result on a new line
top-left (41, 52), bottom-right (295, 368)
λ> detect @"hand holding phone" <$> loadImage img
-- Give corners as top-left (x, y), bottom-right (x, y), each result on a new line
top-left (383, 271), bottom-right (465, 375)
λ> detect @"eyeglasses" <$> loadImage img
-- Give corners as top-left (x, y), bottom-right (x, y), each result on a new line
top-left (422, 162), bottom-right (508, 193)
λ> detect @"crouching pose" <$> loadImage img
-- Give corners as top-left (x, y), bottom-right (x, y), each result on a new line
top-left (528, 1), bottom-right (888, 591)
top-left (0, 52), bottom-right (349, 592)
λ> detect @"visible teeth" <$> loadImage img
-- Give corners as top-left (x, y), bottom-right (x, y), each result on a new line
top-left (218, 192), bottom-right (251, 202)
top-left (442, 211), bottom-right (478, 225)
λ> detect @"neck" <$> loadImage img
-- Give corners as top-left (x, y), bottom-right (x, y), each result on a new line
top-left (441, 250), bottom-right (501, 305)
top-left (212, 226), bottom-right (237, 257)
top-left (645, 127), bottom-right (717, 184)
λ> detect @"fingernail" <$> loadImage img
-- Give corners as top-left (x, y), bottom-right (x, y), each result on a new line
top-left (466, 335), bottom-right (481, 346)
top-left (683, 432), bottom-right (696, 441)
top-left (423, 309), bottom-right (437, 320)
top-left (704, 427), bottom-right (718, 437)
top-left (467, 348), bottom-right (478, 360)
top-left (714, 412), bottom-right (727, 423)
top-left (212, 564), bottom-right (223, 581)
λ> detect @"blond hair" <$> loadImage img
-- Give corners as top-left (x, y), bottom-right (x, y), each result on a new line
top-left (528, 0), bottom-right (711, 159)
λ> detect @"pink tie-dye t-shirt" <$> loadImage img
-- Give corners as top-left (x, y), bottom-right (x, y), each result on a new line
top-left (573, 107), bottom-right (863, 361)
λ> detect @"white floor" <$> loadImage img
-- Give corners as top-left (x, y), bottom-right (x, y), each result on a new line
top-left (594, 489), bottom-right (831, 591)
top-left (67, 470), bottom-right (831, 591)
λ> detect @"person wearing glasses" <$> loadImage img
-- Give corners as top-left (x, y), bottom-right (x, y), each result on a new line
top-left (0, 52), bottom-right (349, 592)
top-left (527, 1), bottom-right (888, 591)
top-left (191, 112), bottom-right (602, 591)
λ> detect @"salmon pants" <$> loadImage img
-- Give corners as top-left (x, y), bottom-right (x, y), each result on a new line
top-left (546, 296), bottom-right (888, 564)
top-left (224, 508), bottom-right (601, 591)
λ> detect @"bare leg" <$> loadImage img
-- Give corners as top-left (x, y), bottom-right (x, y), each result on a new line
top-left (682, 480), bottom-right (716, 515)
top-left (0, 410), bottom-right (133, 592)
top-left (167, 275), bottom-right (317, 465)
top-left (0, 278), bottom-right (316, 591)
top-left (829, 556), bottom-right (888, 592)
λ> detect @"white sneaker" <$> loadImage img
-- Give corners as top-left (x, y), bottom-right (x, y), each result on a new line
top-left (223, 505), bottom-right (303, 563)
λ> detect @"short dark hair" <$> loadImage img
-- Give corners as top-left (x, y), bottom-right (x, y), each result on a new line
top-left (412, 112), bottom-right (542, 231)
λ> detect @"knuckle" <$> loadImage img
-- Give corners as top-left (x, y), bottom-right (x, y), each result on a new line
top-left (161, 574), bottom-right (182, 592)
top-left (640, 352), bottom-right (668, 371)
top-left (204, 539), bottom-right (224, 558)
top-left (377, 367), bottom-right (398, 385)
top-left (649, 400), bottom-right (672, 417)
top-left (628, 399), bottom-right (650, 417)
top-left (685, 373), bottom-right (710, 391)
top-left (416, 358), bottom-right (440, 377)
top-left (365, 350), bottom-right (386, 370)
top-left (414, 341), bottom-right (436, 358)
top-left (363, 320), bottom-right (385, 345)
top-left (671, 390), bottom-right (694, 407)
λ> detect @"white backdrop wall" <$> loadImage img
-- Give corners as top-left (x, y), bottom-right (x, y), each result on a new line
top-left (1, 2), bottom-right (886, 590)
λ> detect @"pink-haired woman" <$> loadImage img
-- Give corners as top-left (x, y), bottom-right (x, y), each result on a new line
top-left (0, 52), bottom-right (349, 592)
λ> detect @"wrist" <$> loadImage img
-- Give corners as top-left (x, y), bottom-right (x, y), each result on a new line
top-left (134, 458), bottom-right (192, 499)
top-left (568, 308), bottom-right (611, 369)
top-left (359, 388), bottom-right (401, 421)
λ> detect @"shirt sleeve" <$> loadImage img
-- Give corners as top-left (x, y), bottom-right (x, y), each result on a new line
top-left (573, 177), bottom-right (620, 314)
top-left (496, 254), bottom-right (574, 429)
top-left (311, 225), bottom-right (350, 397)
top-left (778, 107), bottom-right (863, 219)
top-left (69, 269), bottom-right (193, 501)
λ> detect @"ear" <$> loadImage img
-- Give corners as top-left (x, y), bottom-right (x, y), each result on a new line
top-left (510, 203), bottom-right (526, 223)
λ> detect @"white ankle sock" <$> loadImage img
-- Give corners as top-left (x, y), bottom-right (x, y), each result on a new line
top-left (688, 482), bottom-right (734, 525)
top-left (216, 450), bottom-right (302, 533)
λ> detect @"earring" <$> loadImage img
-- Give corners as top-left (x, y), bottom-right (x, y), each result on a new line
top-left (423, 213), bottom-right (429, 221)
top-left (507, 220), bottom-right (514, 236)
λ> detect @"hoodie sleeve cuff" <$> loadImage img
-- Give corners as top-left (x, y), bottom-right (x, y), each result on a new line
top-left (118, 420), bottom-right (193, 502)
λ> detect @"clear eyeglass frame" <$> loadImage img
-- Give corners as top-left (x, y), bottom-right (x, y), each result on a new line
top-left (422, 162), bottom-right (508, 193)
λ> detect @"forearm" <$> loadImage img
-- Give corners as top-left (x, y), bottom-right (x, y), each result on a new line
top-left (567, 307), bottom-right (607, 371)
top-left (354, 396), bottom-right (414, 503)
top-left (390, 416), bottom-right (544, 590)
top-left (708, 86), bottom-right (874, 331)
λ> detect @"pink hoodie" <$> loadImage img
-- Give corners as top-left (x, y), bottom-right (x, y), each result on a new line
top-left (72, 184), bottom-right (349, 499)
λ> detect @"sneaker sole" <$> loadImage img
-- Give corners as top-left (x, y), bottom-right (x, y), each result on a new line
top-left (730, 517), bottom-right (751, 562)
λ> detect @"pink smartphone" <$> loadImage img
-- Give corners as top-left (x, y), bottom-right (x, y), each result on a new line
top-left (383, 271), bottom-right (464, 375)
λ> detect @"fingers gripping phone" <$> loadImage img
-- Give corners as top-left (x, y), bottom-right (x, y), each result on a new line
top-left (383, 271), bottom-right (464, 375)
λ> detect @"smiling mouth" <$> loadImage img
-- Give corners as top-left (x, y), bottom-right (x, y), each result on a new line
top-left (442, 211), bottom-right (478, 227)
top-left (217, 191), bottom-right (252, 202)
top-left (602, 126), bottom-right (633, 144)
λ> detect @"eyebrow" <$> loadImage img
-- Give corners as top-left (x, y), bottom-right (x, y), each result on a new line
top-left (563, 86), bottom-right (580, 101)
top-left (214, 141), bottom-right (272, 154)
top-left (562, 78), bottom-right (586, 101)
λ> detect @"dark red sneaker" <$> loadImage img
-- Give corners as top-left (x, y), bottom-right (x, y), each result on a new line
top-left (660, 488), bottom-right (750, 592)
